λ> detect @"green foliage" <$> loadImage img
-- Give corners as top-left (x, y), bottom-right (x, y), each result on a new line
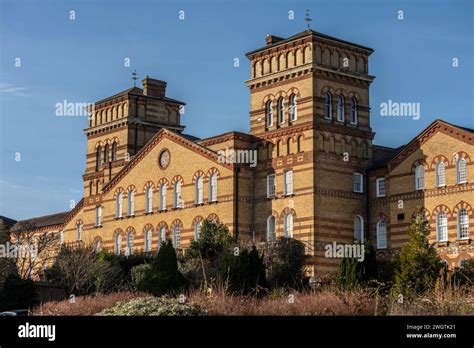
top-left (264, 238), bottom-right (306, 289)
top-left (452, 259), bottom-right (474, 286)
top-left (96, 296), bottom-right (207, 316)
top-left (130, 263), bottom-right (152, 290)
top-left (219, 245), bottom-right (267, 295)
top-left (335, 240), bottom-right (378, 289)
top-left (393, 214), bottom-right (442, 298)
top-left (139, 241), bottom-right (186, 296)
top-left (187, 220), bottom-right (232, 262)
top-left (0, 274), bottom-right (39, 310)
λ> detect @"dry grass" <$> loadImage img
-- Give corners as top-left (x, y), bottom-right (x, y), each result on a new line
top-left (33, 291), bottom-right (148, 316)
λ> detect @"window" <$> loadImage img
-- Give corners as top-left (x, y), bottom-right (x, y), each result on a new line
top-left (116, 192), bottom-right (123, 218)
top-left (95, 239), bottom-right (101, 252)
top-left (114, 234), bottom-right (121, 255)
top-left (289, 94), bottom-right (297, 121)
top-left (415, 165), bottom-right (425, 190)
top-left (194, 221), bottom-right (203, 240)
top-left (127, 190), bottom-right (135, 216)
top-left (337, 95), bottom-right (345, 122)
top-left (104, 144), bottom-right (109, 164)
top-left (376, 178), bottom-right (385, 197)
top-left (195, 176), bottom-right (204, 204)
top-left (174, 181), bottom-right (182, 208)
top-left (436, 211), bottom-right (448, 242)
top-left (112, 142), bottom-right (118, 161)
top-left (266, 100), bottom-right (273, 127)
top-left (209, 174), bottom-right (218, 202)
top-left (76, 223), bottom-right (82, 241)
top-left (354, 216), bottom-right (364, 241)
top-left (96, 146), bottom-right (102, 170)
top-left (267, 216), bottom-right (276, 241)
top-left (457, 157), bottom-right (467, 184)
top-left (324, 93), bottom-right (332, 119)
top-left (277, 97), bottom-right (285, 124)
top-left (173, 225), bottom-right (181, 249)
top-left (376, 220), bottom-right (387, 249)
top-left (59, 231), bottom-right (64, 244)
top-left (353, 173), bottom-right (363, 193)
top-left (95, 206), bottom-right (102, 226)
top-left (284, 214), bottom-right (293, 238)
top-left (159, 184), bottom-right (167, 211)
top-left (267, 174), bottom-right (276, 198)
top-left (284, 170), bottom-right (293, 195)
top-left (159, 227), bottom-right (166, 247)
top-left (436, 161), bottom-right (446, 187)
top-left (126, 232), bottom-right (134, 255)
top-left (349, 97), bottom-right (358, 124)
top-left (144, 229), bottom-right (152, 252)
top-left (458, 209), bottom-right (469, 240)
top-left (397, 213), bottom-right (405, 221)
top-left (145, 187), bottom-right (153, 213)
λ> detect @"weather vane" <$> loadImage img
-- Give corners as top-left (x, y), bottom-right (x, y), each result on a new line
top-left (131, 69), bottom-right (138, 87)
top-left (305, 9), bottom-right (312, 29)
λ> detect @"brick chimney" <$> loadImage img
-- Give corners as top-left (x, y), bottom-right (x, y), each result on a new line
top-left (142, 76), bottom-right (167, 98)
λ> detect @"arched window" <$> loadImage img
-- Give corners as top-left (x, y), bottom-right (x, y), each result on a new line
top-left (376, 220), bottom-right (387, 249)
top-left (337, 95), bottom-right (345, 122)
top-left (159, 184), bottom-right (167, 211)
top-left (159, 226), bottom-right (166, 247)
top-left (145, 187), bottom-right (153, 213)
top-left (276, 140), bottom-right (281, 157)
top-left (324, 93), bottom-right (332, 119)
top-left (95, 239), bottom-right (101, 252)
top-left (127, 190), bottom-right (135, 216)
top-left (277, 97), bottom-right (285, 124)
top-left (126, 231), bottom-right (134, 255)
top-left (173, 181), bottom-right (182, 208)
top-left (116, 192), bottom-right (123, 218)
top-left (297, 135), bottom-right (303, 153)
top-left (457, 157), bottom-right (467, 184)
top-left (114, 234), bottom-right (121, 255)
top-left (436, 161), bottom-right (446, 187)
top-left (354, 215), bottom-right (363, 241)
top-left (89, 181), bottom-right (93, 196)
top-left (194, 221), bottom-right (203, 240)
top-left (436, 211), bottom-right (448, 242)
top-left (76, 223), bottom-right (83, 241)
top-left (195, 176), bottom-right (204, 204)
top-left (267, 216), bottom-right (276, 241)
top-left (286, 138), bottom-right (291, 155)
top-left (104, 144), bottom-right (109, 164)
top-left (458, 208), bottom-right (469, 240)
top-left (112, 142), bottom-right (118, 161)
top-left (144, 229), bottom-right (152, 252)
top-left (266, 100), bottom-right (273, 127)
top-left (283, 213), bottom-right (293, 238)
top-left (173, 225), bottom-right (181, 249)
top-left (349, 97), bottom-right (358, 124)
top-left (415, 165), bottom-right (425, 190)
top-left (96, 146), bottom-right (102, 170)
top-left (209, 173), bottom-right (218, 202)
top-left (289, 94), bottom-right (297, 121)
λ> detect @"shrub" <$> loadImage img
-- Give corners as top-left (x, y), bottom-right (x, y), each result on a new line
top-left (264, 238), bottom-right (306, 289)
top-left (452, 259), bottom-right (474, 286)
top-left (219, 245), bottom-right (267, 295)
top-left (139, 241), bottom-right (186, 296)
top-left (0, 274), bottom-right (39, 310)
top-left (393, 213), bottom-right (442, 298)
top-left (96, 296), bottom-right (206, 316)
top-left (130, 264), bottom-right (152, 290)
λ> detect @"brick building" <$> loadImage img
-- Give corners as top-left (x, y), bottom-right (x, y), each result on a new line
top-left (11, 29), bottom-right (473, 276)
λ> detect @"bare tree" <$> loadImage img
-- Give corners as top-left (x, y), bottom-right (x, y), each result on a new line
top-left (9, 221), bottom-right (60, 280)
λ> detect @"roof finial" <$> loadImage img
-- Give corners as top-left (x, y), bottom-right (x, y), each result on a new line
top-left (131, 69), bottom-right (138, 87)
top-left (305, 9), bottom-right (312, 30)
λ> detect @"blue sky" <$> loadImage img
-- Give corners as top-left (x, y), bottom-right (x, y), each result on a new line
top-left (0, 0), bottom-right (473, 220)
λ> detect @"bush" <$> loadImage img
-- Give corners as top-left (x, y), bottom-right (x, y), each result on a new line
top-left (139, 241), bottom-right (186, 296)
top-left (264, 238), bottom-right (306, 289)
top-left (219, 245), bottom-right (267, 295)
top-left (130, 264), bottom-right (152, 290)
top-left (452, 259), bottom-right (474, 286)
top-left (335, 241), bottom-right (378, 289)
top-left (96, 296), bottom-right (206, 316)
top-left (0, 274), bottom-right (39, 310)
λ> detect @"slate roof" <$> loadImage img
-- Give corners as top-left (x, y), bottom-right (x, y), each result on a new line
top-left (11, 212), bottom-right (69, 232)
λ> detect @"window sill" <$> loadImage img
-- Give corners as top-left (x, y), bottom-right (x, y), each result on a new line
top-left (376, 195), bottom-right (386, 198)
top-left (208, 200), bottom-right (218, 204)
top-left (145, 212), bottom-right (154, 215)
top-left (437, 241), bottom-right (449, 247)
top-left (458, 238), bottom-right (470, 245)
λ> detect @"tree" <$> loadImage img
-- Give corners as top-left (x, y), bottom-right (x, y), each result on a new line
top-left (0, 274), bottom-right (39, 310)
top-left (393, 213), bottom-right (442, 298)
top-left (9, 221), bottom-right (60, 279)
top-left (140, 240), bottom-right (186, 296)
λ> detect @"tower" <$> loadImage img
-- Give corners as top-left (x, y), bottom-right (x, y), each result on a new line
top-left (83, 76), bottom-right (185, 200)
top-left (246, 29), bottom-right (376, 275)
